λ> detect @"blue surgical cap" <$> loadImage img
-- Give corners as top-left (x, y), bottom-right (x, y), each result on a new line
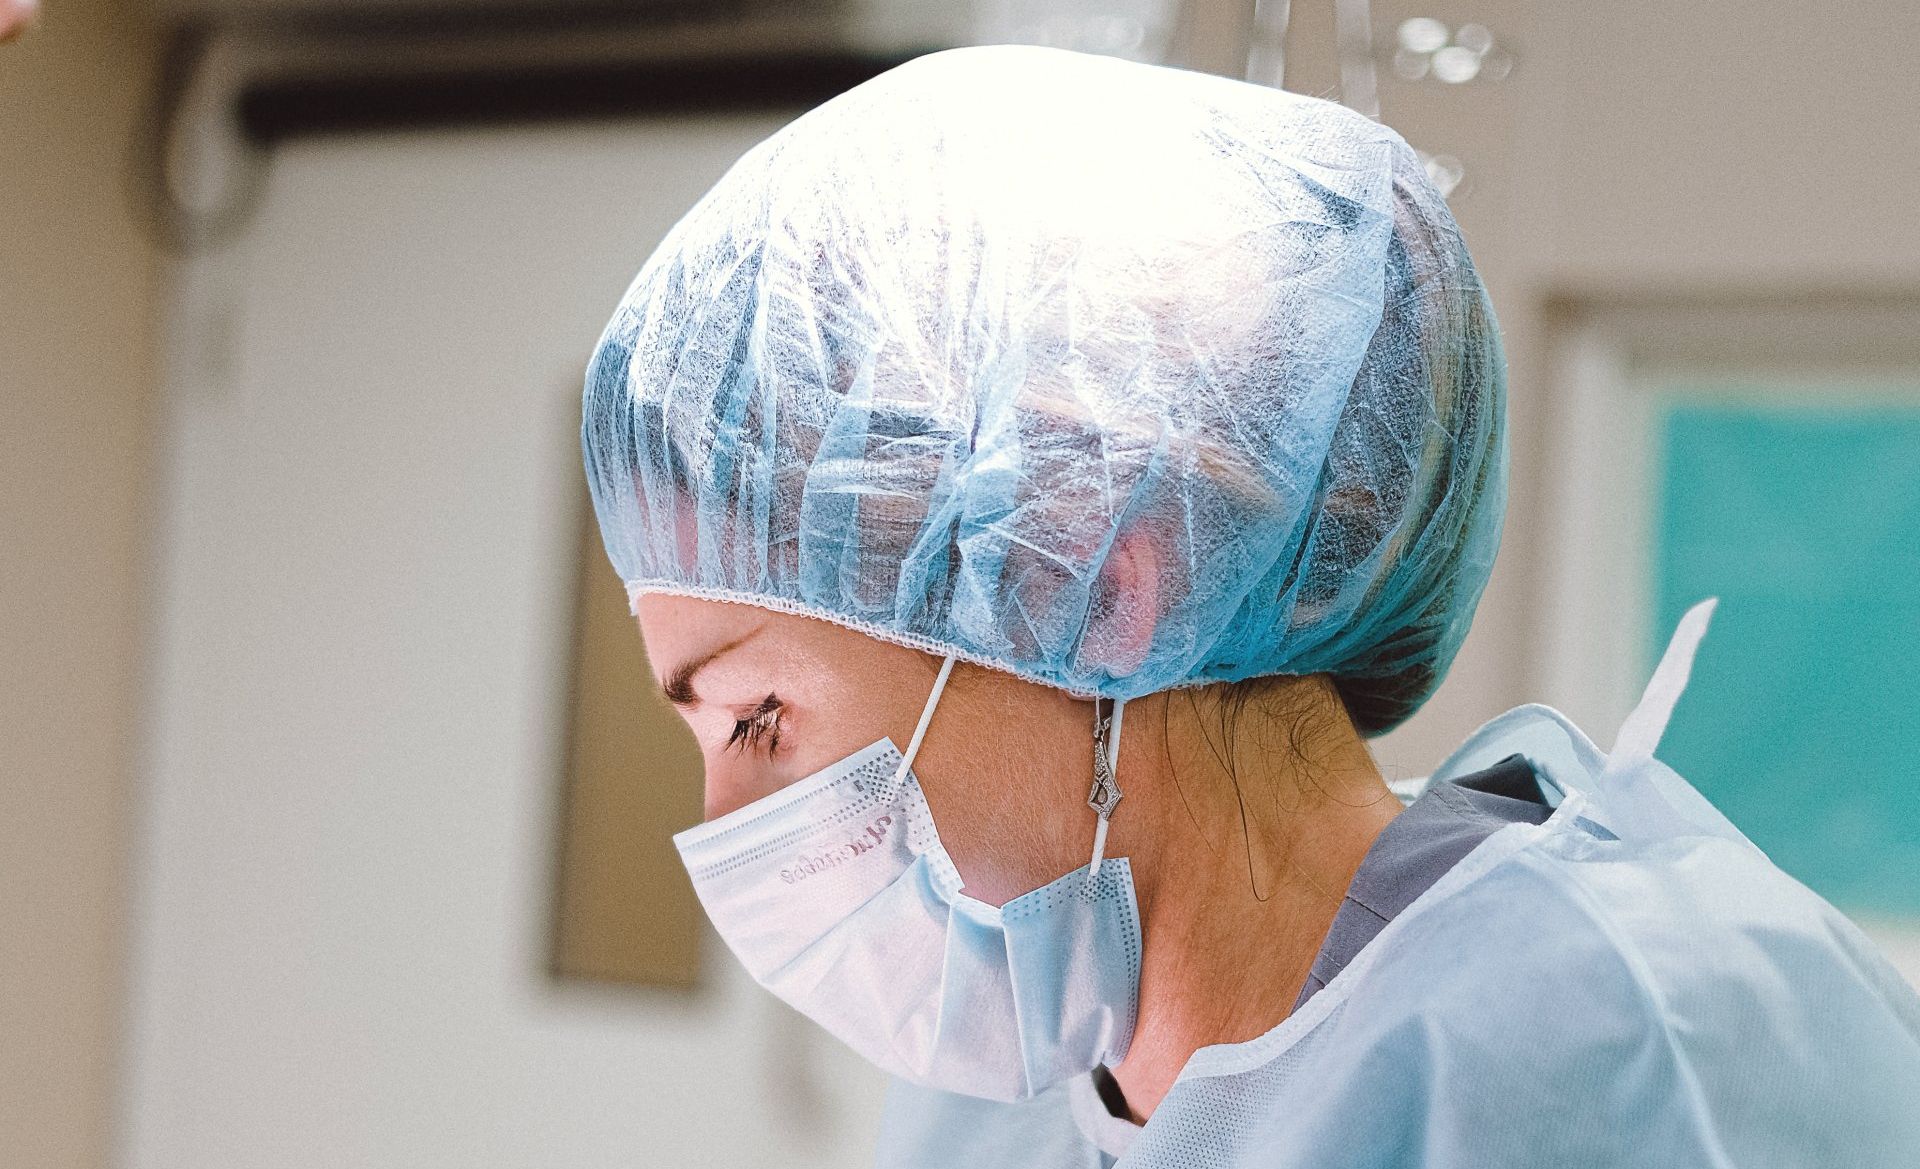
top-left (583, 44), bottom-right (1507, 736)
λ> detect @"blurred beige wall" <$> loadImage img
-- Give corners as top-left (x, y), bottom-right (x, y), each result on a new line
top-left (0, 3), bottom-right (163, 1167)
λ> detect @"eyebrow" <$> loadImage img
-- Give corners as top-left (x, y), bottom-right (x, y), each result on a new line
top-left (661, 627), bottom-right (765, 709)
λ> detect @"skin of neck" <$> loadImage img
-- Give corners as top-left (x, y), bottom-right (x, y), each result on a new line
top-left (1100, 676), bottom-right (1402, 1121)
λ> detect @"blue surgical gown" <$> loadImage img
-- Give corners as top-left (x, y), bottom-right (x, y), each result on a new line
top-left (874, 602), bottom-right (1920, 1167)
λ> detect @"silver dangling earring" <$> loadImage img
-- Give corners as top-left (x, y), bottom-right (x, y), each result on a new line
top-left (1087, 696), bottom-right (1127, 876)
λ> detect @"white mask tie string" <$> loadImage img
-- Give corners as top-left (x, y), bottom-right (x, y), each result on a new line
top-left (893, 655), bottom-right (957, 785)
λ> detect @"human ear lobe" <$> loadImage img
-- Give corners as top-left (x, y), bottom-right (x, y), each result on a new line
top-left (1079, 525), bottom-right (1160, 679)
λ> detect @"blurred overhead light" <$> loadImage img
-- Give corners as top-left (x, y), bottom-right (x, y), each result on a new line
top-left (1389, 16), bottom-right (1515, 86)
top-left (1417, 149), bottom-right (1464, 197)
top-left (1396, 16), bottom-right (1447, 54)
top-left (1430, 44), bottom-right (1479, 83)
top-left (1453, 22), bottom-right (1493, 55)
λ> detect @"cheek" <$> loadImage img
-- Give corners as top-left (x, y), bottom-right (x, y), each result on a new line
top-left (916, 716), bottom-right (1093, 906)
top-left (700, 751), bottom-right (778, 822)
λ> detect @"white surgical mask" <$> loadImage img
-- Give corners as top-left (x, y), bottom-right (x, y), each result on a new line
top-left (672, 657), bottom-right (1143, 1102)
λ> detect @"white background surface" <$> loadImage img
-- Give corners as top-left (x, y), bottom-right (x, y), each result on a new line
top-left (126, 116), bottom-right (892, 1169)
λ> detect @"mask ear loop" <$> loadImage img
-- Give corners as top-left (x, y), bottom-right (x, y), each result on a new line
top-left (1088, 697), bottom-right (1126, 876)
top-left (892, 655), bottom-right (957, 785)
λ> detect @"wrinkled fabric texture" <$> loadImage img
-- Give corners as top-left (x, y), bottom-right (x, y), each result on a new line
top-left (873, 601), bottom-right (1920, 1167)
top-left (583, 44), bottom-right (1507, 734)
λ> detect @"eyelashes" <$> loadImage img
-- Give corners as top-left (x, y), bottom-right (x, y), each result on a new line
top-left (726, 694), bottom-right (784, 756)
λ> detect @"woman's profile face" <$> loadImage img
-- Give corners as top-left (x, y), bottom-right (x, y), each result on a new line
top-left (635, 593), bottom-right (1095, 906)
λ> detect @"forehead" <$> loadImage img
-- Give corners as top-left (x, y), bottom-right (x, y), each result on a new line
top-left (633, 591), bottom-right (762, 635)
top-left (633, 592), bottom-right (764, 665)
top-left (633, 593), bottom-right (936, 694)
top-left (629, 594), bottom-right (855, 673)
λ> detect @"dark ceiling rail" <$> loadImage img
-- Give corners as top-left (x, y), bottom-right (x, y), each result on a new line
top-left (236, 47), bottom-right (928, 144)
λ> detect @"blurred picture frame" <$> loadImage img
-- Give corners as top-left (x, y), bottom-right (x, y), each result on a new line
top-left (549, 487), bottom-right (706, 988)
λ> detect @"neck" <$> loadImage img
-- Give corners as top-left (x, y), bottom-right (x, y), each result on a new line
top-left (1105, 679), bottom-right (1400, 1121)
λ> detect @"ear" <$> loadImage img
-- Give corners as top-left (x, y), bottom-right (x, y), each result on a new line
top-left (1081, 525), bottom-right (1160, 678)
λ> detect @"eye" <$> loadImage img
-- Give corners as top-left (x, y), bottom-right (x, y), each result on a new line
top-left (725, 695), bottom-right (784, 756)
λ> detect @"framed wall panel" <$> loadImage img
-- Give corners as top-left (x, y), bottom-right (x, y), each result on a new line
top-left (551, 489), bottom-right (707, 988)
top-left (1541, 292), bottom-right (1920, 930)
top-left (1653, 400), bottom-right (1920, 914)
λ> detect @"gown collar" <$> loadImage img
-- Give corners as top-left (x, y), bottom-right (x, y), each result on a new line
top-left (1151, 598), bottom-right (1728, 1090)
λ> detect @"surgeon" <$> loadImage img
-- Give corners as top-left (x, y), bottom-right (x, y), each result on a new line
top-left (581, 45), bottom-right (1920, 1168)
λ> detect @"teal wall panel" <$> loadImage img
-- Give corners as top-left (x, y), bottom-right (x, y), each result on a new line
top-left (1655, 400), bottom-right (1920, 914)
